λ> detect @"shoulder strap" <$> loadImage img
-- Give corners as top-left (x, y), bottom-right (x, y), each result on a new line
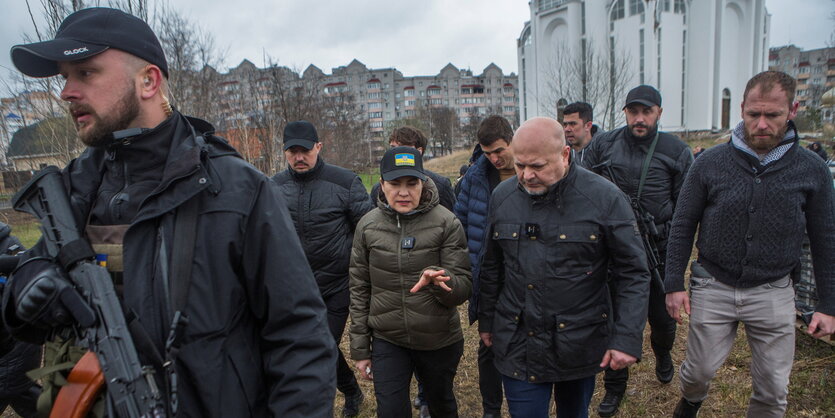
top-left (637, 131), bottom-right (660, 200)
top-left (163, 192), bottom-right (201, 417)
top-left (169, 194), bottom-right (200, 320)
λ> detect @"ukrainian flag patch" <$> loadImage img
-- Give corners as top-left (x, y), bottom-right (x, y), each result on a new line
top-left (395, 153), bottom-right (416, 166)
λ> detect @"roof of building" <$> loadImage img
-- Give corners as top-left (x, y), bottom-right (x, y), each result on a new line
top-left (7, 117), bottom-right (77, 158)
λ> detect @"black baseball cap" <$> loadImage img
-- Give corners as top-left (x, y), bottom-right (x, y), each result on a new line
top-left (283, 120), bottom-right (320, 150)
top-left (380, 147), bottom-right (426, 181)
top-left (624, 85), bottom-right (662, 109)
top-left (10, 7), bottom-right (168, 78)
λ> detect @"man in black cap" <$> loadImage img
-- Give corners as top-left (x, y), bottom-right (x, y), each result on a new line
top-left (273, 120), bottom-right (373, 417)
top-left (584, 85), bottom-right (693, 417)
top-left (2, 7), bottom-right (336, 417)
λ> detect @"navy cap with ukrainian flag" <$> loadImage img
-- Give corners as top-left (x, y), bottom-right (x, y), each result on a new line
top-left (380, 146), bottom-right (426, 181)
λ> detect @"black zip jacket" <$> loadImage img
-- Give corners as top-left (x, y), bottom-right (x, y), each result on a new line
top-left (273, 158), bottom-right (373, 297)
top-left (2, 113), bottom-right (336, 417)
top-left (583, 126), bottom-right (693, 230)
top-left (478, 165), bottom-right (650, 382)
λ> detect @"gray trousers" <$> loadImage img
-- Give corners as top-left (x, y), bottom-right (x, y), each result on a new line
top-left (680, 274), bottom-right (795, 418)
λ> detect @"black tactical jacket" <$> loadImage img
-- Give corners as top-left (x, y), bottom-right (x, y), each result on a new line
top-left (273, 158), bottom-right (373, 297)
top-left (2, 113), bottom-right (336, 417)
top-left (583, 126), bottom-right (693, 230)
top-left (478, 165), bottom-right (650, 382)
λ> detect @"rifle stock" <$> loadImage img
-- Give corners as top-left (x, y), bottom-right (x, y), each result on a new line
top-left (13, 166), bottom-right (166, 418)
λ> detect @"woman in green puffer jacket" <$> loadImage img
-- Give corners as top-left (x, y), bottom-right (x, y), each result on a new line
top-left (349, 146), bottom-right (472, 418)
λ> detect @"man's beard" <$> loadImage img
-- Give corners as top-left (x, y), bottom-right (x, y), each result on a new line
top-left (628, 122), bottom-right (657, 139)
top-left (72, 83), bottom-right (140, 147)
top-left (523, 186), bottom-right (547, 196)
top-left (743, 123), bottom-right (788, 155)
top-left (520, 179), bottom-right (547, 196)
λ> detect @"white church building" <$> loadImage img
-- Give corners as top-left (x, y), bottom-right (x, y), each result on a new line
top-left (518, 0), bottom-right (770, 131)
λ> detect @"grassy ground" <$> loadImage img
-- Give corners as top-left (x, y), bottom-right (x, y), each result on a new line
top-left (331, 305), bottom-right (835, 418)
top-left (3, 139), bottom-right (834, 417)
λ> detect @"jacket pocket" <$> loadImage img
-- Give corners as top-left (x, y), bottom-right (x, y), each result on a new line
top-left (491, 308), bottom-right (523, 358)
top-left (491, 223), bottom-right (521, 270)
top-left (226, 350), bottom-right (259, 417)
top-left (554, 306), bottom-right (610, 370)
top-left (547, 224), bottom-right (602, 276)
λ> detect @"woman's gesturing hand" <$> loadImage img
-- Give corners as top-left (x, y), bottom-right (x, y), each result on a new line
top-left (410, 269), bottom-right (452, 293)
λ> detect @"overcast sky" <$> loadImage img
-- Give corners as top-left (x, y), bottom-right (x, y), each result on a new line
top-left (0, 0), bottom-right (832, 88)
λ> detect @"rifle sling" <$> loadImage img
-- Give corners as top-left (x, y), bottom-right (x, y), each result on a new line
top-left (169, 193), bottom-right (200, 340)
top-left (637, 131), bottom-right (660, 201)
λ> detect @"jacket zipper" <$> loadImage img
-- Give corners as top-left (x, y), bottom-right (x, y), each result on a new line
top-left (397, 213), bottom-right (410, 345)
top-left (297, 184), bottom-right (306, 246)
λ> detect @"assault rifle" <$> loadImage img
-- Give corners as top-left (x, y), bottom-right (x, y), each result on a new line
top-left (13, 166), bottom-right (166, 418)
top-left (592, 160), bottom-right (665, 292)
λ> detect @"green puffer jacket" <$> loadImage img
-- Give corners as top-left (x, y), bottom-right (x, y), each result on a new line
top-left (349, 178), bottom-right (472, 360)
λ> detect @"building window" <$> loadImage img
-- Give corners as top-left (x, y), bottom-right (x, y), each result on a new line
top-left (405, 100), bottom-right (416, 107)
top-left (674, 0), bottom-right (686, 14)
top-left (367, 92), bottom-right (381, 99)
top-left (369, 102), bottom-right (382, 109)
top-left (659, 0), bottom-right (671, 12)
top-left (369, 112), bottom-right (383, 119)
top-left (404, 89), bottom-right (415, 97)
top-left (367, 82), bottom-right (381, 89)
top-left (538, 0), bottom-right (567, 13)
top-left (428, 87), bottom-right (441, 95)
top-left (657, 28), bottom-right (662, 88)
top-left (639, 29), bottom-right (645, 84)
top-left (629, 0), bottom-right (644, 16)
top-left (429, 98), bottom-right (443, 105)
top-left (581, 2), bottom-right (586, 35)
top-left (610, 0), bottom-right (625, 21)
top-left (521, 27), bottom-right (532, 47)
top-left (370, 121), bottom-right (383, 128)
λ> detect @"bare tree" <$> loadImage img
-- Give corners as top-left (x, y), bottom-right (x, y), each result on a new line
top-left (460, 108), bottom-right (484, 147)
top-left (541, 40), bottom-right (634, 130)
top-left (153, 3), bottom-right (225, 123)
top-left (424, 106), bottom-right (459, 157)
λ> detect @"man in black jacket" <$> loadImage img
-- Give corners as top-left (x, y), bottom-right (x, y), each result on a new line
top-left (562, 102), bottom-right (599, 168)
top-left (2, 8), bottom-right (335, 417)
top-left (0, 223), bottom-right (39, 418)
top-left (665, 71), bottom-right (835, 417)
top-left (273, 120), bottom-right (372, 417)
top-left (479, 117), bottom-right (650, 418)
top-left (371, 126), bottom-right (455, 212)
top-left (584, 85), bottom-right (693, 417)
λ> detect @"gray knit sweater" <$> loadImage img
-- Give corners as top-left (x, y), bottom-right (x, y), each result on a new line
top-left (664, 136), bottom-right (835, 315)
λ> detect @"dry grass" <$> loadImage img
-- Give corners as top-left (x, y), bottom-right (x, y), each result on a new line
top-left (425, 149), bottom-right (473, 179)
top-left (3, 142), bottom-right (833, 417)
top-left (331, 306), bottom-right (835, 418)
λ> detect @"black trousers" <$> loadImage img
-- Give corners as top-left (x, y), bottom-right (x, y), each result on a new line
top-left (478, 339), bottom-right (503, 414)
top-left (0, 340), bottom-right (41, 418)
top-left (323, 287), bottom-right (360, 396)
top-left (604, 272), bottom-right (677, 394)
top-left (372, 338), bottom-right (464, 418)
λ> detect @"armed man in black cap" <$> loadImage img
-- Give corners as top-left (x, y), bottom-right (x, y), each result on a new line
top-left (273, 120), bottom-right (373, 417)
top-left (584, 85), bottom-right (693, 417)
top-left (2, 7), bottom-right (335, 417)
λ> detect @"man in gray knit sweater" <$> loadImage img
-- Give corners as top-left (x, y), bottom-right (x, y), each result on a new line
top-left (665, 71), bottom-right (835, 417)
